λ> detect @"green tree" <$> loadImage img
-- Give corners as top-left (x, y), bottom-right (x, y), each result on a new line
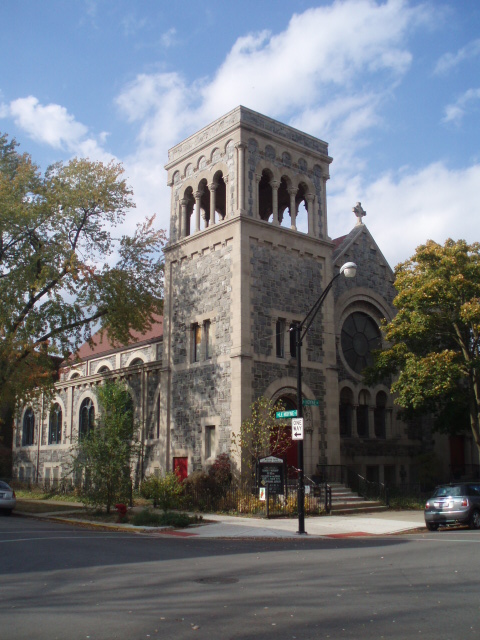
top-left (367, 239), bottom-right (480, 455)
top-left (0, 133), bottom-right (165, 411)
top-left (232, 396), bottom-right (290, 473)
top-left (70, 380), bottom-right (140, 513)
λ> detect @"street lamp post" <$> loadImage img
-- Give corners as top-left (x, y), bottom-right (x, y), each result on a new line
top-left (295, 262), bottom-right (357, 535)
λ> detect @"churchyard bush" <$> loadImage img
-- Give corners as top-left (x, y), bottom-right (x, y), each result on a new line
top-left (140, 472), bottom-right (183, 512)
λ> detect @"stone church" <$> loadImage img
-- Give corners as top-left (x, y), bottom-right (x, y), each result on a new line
top-left (13, 106), bottom-right (447, 487)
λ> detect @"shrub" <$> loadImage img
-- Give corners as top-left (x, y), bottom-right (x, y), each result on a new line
top-left (132, 508), bottom-right (163, 526)
top-left (132, 508), bottom-right (202, 528)
top-left (140, 472), bottom-right (183, 512)
top-left (208, 453), bottom-right (233, 488)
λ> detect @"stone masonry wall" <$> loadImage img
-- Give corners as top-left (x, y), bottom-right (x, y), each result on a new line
top-left (250, 240), bottom-right (325, 364)
top-left (249, 239), bottom-right (330, 463)
top-left (169, 241), bottom-right (233, 467)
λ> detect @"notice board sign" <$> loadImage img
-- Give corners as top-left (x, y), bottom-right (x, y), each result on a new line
top-left (257, 456), bottom-right (285, 495)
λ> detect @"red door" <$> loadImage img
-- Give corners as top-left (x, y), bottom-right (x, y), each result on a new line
top-left (173, 456), bottom-right (188, 481)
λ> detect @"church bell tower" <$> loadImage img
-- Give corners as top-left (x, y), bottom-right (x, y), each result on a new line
top-left (161, 106), bottom-right (340, 477)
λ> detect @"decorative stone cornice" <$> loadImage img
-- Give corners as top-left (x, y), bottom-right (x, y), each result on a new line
top-left (166, 106), bottom-right (331, 169)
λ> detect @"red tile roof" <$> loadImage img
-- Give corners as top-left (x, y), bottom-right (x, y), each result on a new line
top-left (71, 315), bottom-right (164, 362)
top-left (332, 235), bottom-right (347, 248)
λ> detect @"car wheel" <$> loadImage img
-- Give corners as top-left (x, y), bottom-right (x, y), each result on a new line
top-left (426, 522), bottom-right (439, 531)
top-left (469, 509), bottom-right (480, 529)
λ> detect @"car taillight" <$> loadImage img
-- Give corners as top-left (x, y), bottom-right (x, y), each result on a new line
top-left (425, 501), bottom-right (430, 508)
top-left (462, 498), bottom-right (468, 507)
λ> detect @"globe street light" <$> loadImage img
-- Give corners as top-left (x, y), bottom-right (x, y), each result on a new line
top-left (295, 262), bottom-right (357, 534)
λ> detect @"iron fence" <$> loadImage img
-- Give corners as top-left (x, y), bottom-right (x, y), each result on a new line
top-left (181, 480), bottom-right (328, 517)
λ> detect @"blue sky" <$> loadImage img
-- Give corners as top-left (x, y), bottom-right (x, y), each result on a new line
top-left (1, 0), bottom-right (479, 267)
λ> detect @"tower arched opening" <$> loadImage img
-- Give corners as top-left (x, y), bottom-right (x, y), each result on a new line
top-left (258, 169), bottom-right (274, 221)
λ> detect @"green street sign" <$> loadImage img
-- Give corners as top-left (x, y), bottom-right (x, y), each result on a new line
top-left (275, 410), bottom-right (298, 419)
top-left (303, 399), bottom-right (319, 406)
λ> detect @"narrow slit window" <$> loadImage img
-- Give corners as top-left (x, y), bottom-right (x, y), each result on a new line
top-left (204, 320), bottom-right (211, 359)
top-left (205, 425), bottom-right (215, 460)
top-left (192, 324), bottom-right (201, 362)
top-left (276, 319), bottom-right (285, 358)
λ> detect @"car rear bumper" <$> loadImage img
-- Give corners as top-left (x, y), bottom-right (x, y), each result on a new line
top-left (425, 509), bottom-right (470, 526)
top-left (0, 498), bottom-right (16, 510)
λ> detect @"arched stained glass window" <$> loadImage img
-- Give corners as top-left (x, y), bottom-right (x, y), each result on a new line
top-left (49, 403), bottom-right (62, 444)
top-left (22, 408), bottom-right (35, 446)
top-left (79, 398), bottom-right (95, 439)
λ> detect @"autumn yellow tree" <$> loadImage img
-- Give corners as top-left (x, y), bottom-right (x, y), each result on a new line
top-left (232, 396), bottom-right (291, 474)
top-left (367, 239), bottom-right (480, 455)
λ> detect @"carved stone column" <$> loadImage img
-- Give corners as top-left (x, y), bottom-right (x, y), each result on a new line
top-left (270, 180), bottom-right (279, 225)
top-left (224, 175), bottom-right (230, 217)
top-left (306, 193), bottom-right (315, 236)
top-left (194, 190), bottom-right (203, 232)
top-left (369, 406), bottom-right (376, 438)
top-left (209, 183), bottom-right (217, 225)
top-left (386, 408), bottom-right (393, 439)
top-left (180, 198), bottom-right (188, 238)
top-left (350, 404), bottom-right (357, 439)
top-left (288, 187), bottom-right (298, 230)
top-left (321, 175), bottom-right (329, 238)
top-left (236, 143), bottom-right (246, 213)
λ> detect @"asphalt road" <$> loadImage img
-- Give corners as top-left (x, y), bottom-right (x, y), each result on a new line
top-left (1, 514), bottom-right (479, 640)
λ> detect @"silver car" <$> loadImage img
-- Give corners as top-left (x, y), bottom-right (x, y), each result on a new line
top-left (424, 483), bottom-right (480, 531)
top-left (0, 481), bottom-right (16, 515)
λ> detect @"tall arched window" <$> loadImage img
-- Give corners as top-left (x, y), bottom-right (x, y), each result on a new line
top-left (357, 390), bottom-right (370, 438)
top-left (22, 408), bottom-right (35, 446)
top-left (374, 391), bottom-right (387, 439)
top-left (339, 388), bottom-right (353, 437)
top-left (49, 403), bottom-right (62, 444)
top-left (79, 398), bottom-right (95, 439)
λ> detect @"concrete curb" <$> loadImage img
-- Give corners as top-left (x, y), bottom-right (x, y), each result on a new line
top-left (14, 507), bottom-right (427, 539)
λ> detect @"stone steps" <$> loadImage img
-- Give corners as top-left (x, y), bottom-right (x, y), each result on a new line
top-left (330, 502), bottom-right (389, 515)
top-left (315, 482), bottom-right (389, 515)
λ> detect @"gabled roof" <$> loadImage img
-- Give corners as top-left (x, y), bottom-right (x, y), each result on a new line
top-left (68, 316), bottom-right (164, 364)
top-left (332, 224), bottom-right (394, 277)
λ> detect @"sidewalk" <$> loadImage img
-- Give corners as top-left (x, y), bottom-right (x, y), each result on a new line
top-left (183, 510), bottom-right (426, 538)
top-left (16, 503), bottom-right (426, 538)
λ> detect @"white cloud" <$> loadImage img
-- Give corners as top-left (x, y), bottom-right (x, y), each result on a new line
top-left (122, 13), bottom-right (147, 37)
top-left (7, 0), bottom-right (468, 273)
top-left (160, 28), bottom-right (177, 48)
top-left (199, 0), bottom-right (426, 123)
top-left (329, 162), bottom-right (480, 268)
top-left (4, 96), bottom-right (114, 162)
top-left (116, 0), bottom-right (430, 143)
top-left (113, 0), bottom-right (434, 239)
top-left (434, 38), bottom-right (480, 75)
top-left (442, 88), bottom-right (480, 125)
top-left (9, 96), bottom-right (88, 149)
